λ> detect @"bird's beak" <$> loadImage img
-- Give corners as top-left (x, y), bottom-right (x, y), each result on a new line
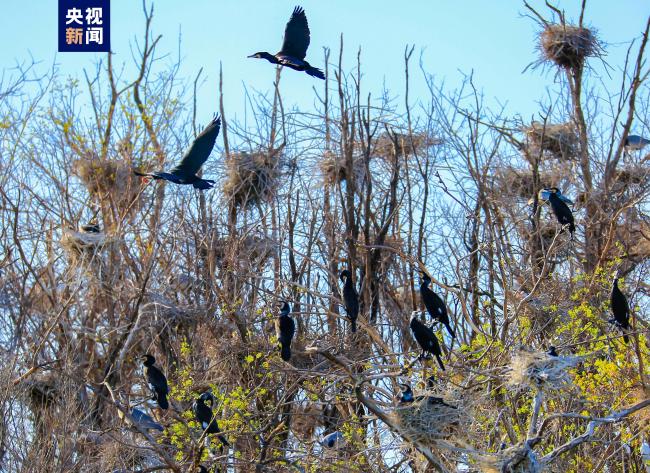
top-left (247, 54), bottom-right (256, 58)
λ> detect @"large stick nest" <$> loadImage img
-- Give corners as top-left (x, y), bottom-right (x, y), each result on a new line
top-left (71, 158), bottom-right (142, 212)
top-left (59, 227), bottom-right (114, 264)
top-left (476, 444), bottom-right (543, 473)
top-left (524, 122), bottom-right (578, 160)
top-left (391, 396), bottom-right (467, 444)
top-left (507, 347), bottom-right (581, 392)
top-left (371, 131), bottom-right (441, 160)
top-left (211, 235), bottom-right (279, 266)
top-left (319, 150), bottom-right (366, 186)
top-left (540, 24), bottom-right (600, 69)
top-left (495, 167), bottom-right (562, 199)
top-left (222, 148), bottom-right (284, 209)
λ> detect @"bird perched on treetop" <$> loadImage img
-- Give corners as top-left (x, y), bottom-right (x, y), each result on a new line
top-left (275, 301), bottom-right (296, 361)
top-left (409, 314), bottom-right (445, 371)
top-left (248, 6), bottom-right (325, 79)
top-left (339, 270), bottom-right (359, 333)
top-left (610, 276), bottom-right (631, 343)
top-left (193, 392), bottom-right (229, 447)
top-left (624, 134), bottom-right (650, 151)
top-left (141, 354), bottom-right (169, 410)
top-left (545, 187), bottom-right (575, 238)
top-left (420, 271), bottom-right (455, 338)
top-left (134, 115), bottom-right (221, 190)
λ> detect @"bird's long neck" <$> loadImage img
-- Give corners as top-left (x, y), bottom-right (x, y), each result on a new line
top-left (260, 52), bottom-right (279, 64)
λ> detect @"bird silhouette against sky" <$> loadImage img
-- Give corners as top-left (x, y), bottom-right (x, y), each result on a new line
top-left (134, 115), bottom-right (221, 189)
top-left (248, 6), bottom-right (325, 79)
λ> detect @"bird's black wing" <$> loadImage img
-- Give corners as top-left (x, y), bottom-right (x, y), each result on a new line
top-left (169, 115), bottom-right (221, 177)
top-left (280, 7), bottom-right (310, 60)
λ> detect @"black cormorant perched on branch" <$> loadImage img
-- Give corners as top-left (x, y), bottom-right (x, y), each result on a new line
top-left (409, 314), bottom-right (445, 371)
top-left (340, 270), bottom-right (359, 332)
top-left (193, 392), bottom-right (229, 447)
top-left (134, 115), bottom-right (221, 190)
top-left (546, 187), bottom-right (575, 238)
top-left (275, 301), bottom-right (296, 361)
top-left (610, 277), bottom-right (631, 343)
top-left (420, 272), bottom-right (455, 338)
top-left (248, 6), bottom-right (325, 79)
top-left (141, 354), bottom-right (169, 410)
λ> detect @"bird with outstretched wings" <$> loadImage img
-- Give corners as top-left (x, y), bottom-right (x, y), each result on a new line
top-left (280, 6), bottom-right (311, 60)
top-left (169, 115), bottom-right (221, 178)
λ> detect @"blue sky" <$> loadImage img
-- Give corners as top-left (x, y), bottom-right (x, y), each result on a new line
top-left (1, 1), bottom-right (648, 122)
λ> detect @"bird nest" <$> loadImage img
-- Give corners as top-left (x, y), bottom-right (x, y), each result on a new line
top-left (71, 158), bottom-right (141, 212)
top-left (392, 397), bottom-right (466, 443)
top-left (507, 348), bottom-right (580, 392)
top-left (222, 149), bottom-right (283, 209)
top-left (211, 235), bottom-right (279, 266)
top-left (371, 132), bottom-right (441, 160)
top-left (524, 122), bottom-right (577, 160)
top-left (496, 167), bottom-right (559, 199)
top-left (59, 228), bottom-right (113, 264)
top-left (319, 150), bottom-right (366, 186)
top-left (291, 403), bottom-right (323, 441)
top-left (24, 374), bottom-right (60, 410)
top-left (540, 24), bottom-right (599, 69)
top-left (476, 444), bottom-right (542, 473)
top-left (613, 165), bottom-right (650, 189)
top-left (357, 234), bottom-right (404, 268)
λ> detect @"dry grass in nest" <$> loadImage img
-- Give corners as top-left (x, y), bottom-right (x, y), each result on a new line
top-left (71, 158), bottom-right (141, 211)
top-left (24, 374), bottom-right (59, 410)
top-left (496, 167), bottom-right (559, 199)
top-left (613, 165), bottom-right (650, 188)
top-left (540, 24), bottom-right (599, 69)
top-left (372, 132), bottom-right (441, 160)
top-left (211, 235), bottom-right (279, 266)
top-left (391, 397), bottom-right (466, 444)
top-left (475, 445), bottom-right (542, 473)
top-left (291, 404), bottom-right (323, 441)
top-left (222, 149), bottom-right (283, 209)
top-left (60, 228), bottom-right (113, 264)
top-left (99, 440), bottom-right (150, 471)
top-left (524, 122), bottom-right (577, 160)
top-left (508, 347), bottom-right (580, 392)
top-left (319, 150), bottom-right (366, 186)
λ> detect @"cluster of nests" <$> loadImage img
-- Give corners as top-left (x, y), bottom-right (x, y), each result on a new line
top-left (540, 23), bottom-right (600, 69)
top-left (391, 395), bottom-right (466, 444)
top-left (71, 158), bottom-right (142, 213)
top-left (507, 347), bottom-right (581, 392)
top-left (222, 148), bottom-right (285, 209)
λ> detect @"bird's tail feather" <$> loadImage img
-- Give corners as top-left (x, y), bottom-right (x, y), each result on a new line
top-left (193, 179), bottom-right (214, 190)
top-left (435, 354), bottom-right (446, 371)
top-left (307, 67), bottom-right (325, 80)
top-left (280, 343), bottom-right (291, 361)
top-left (156, 392), bottom-right (169, 410)
top-left (350, 318), bottom-right (357, 333)
top-left (445, 323), bottom-right (455, 339)
top-left (623, 333), bottom-right (630, 344)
